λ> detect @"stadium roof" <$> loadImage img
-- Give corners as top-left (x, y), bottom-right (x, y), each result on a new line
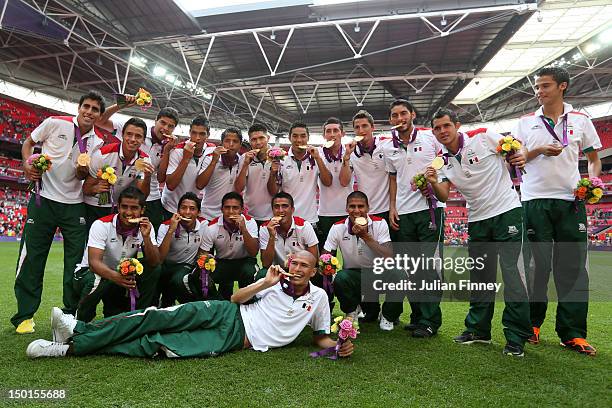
top-left (0, 0), bottom-right (610, 134)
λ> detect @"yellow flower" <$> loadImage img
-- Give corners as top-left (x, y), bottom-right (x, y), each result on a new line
top-left (135, 263), bottom-right (144, 274)
top-left (137, 99), bottom-right (145, 106)
top-left (334, 316), bottom-right (343, 323)
top-left (108, 174), bottom-right (118, 184)
top-left (587, 197), bottom-right (599, 204)
top-left (101, 172), bottom-right (109, 180)
top-left (592, 188), bottom-right (603, 198)
top-left (331, 323), bottom-right (338, 333)
top-left (331, 258), bottom-right (339, 266)
top-left (106, 167), bottom-right (115, 175)
top-left (511, 140), bottom-right (521, 150)
top-left (209, 259), bottom-right (216, 267)
top-left (503, 136), bottom-right (513, 144)
top-left (502, 143), bottom-right (512, 152)
top-left (205, 264), bottom-right (211, 271)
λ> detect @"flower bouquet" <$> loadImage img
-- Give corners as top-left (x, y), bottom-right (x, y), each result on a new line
top-left (116, 88), bottom-right (152, 110)
top-left (411, 173), bottom-right (437, 230)
top-left (97, 165), bottom-right (117, 205)
top-left (319, 254), bottom-right (339, 297)
top-left (496, 135), bottom-right (525, 181)
top-left (27, 154), bottom-right (52, 206)
top-left (310, 316), bottom-right (359, 360)
top-left (267, 147), bottom-right (286, 162)
top-left (574, 177), bottom-right (605, 204)
top-left (117, 258), bottom-right (144, 311)
top-left (196, 254), bottom-right (216, 298)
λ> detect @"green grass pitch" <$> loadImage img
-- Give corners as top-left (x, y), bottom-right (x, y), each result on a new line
top-left (0, 242), bottom-right (609, 407)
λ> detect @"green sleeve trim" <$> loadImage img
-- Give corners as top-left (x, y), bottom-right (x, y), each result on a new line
top-left (583, 146), bottom-right (595, 153)
top-left (312, 330), bottom-right (328, 336)
top-left (389, 172), bottom-right (397, 176)
top-left (442, 177), bottom-right (449, 183)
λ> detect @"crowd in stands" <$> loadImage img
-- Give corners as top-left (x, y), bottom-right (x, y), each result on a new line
top-left (0, 97), bottom-right (50, 142)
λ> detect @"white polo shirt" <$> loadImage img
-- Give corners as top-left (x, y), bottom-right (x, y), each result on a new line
top-left (237, 155), bottom-right (274, 221)
top-left (349, 136), bottom-right (392, 214)
top-left (259, 216), bottom-right (319, 266)
top-left (84, 142), bottom-right (147, 207)
top-left (112, 120), bottom-right (164, 201)
top-left (200, 153), bottom-right (242, 220)
top-left (30, 116), bottom-right (104, 204)
top-left (383, 129), bottom-right (445, 215)
top-left (279, 148), bottom-right (320, 223)
top-left (323, 215), bottom-right (391, 269)
top-left (514, 103), bottom-right (602, 202)
top-left (77, 213), bottom-right (156, 270)
top-left (317, 146), bottom-right (354, 217)
top-left (157, 217), bottom-right (208, 264)
top-left (160, 142), bottom-right (216, 214)
top-left (240, 281), bottom-right (330, 352)
top-left (200, 214), bottom-right (258, 259)
top-left (438, 130), bottom-right (521, 222)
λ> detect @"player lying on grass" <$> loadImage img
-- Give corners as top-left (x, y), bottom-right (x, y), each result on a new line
top-left (26, 250), bottom-right (354, 359)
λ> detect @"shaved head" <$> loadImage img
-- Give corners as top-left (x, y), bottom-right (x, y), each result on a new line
top-left (291, 250), bottom-right (317, 268)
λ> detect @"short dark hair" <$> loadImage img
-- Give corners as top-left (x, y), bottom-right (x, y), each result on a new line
top-left (79, 91), bottom-right (105, 114)
top-left (352, 110), bottom-right (374, 127)
top-left (178, 192), bottom-right (200, 211)
top-left (119, 186), bottom-right (146, 207)
top-left (347, 190), bottom-right (369, 206)
top-left (388, 99), bottom-right (416, 117)
top-left (323, 117), bottom-right (343, 132)
top-left (122, 117), bottom-right (147, 137)
top-left (190, 114), bottom-right (210, 132)
top-left (536, 66), bottom-right (570, 95)
top-left (222, 191), bottom-right (244, 207)
top-left (221, 127), bottom-right (243, 142)
top-left (272, 191), bottom-right (294, 208)
top-left (430, 108), bottom-right (459, 127)
top-left (289, 122), bottom-right (309, 136)
top-left (248, 123), bottom-right (268, 136)
top-left (156, 107), bottom-right (179, 126)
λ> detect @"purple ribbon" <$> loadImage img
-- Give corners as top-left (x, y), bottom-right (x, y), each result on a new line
top-left (34, 181), bottom-right (41, 206)
top-left (426, 185), bottom-right (438, 230)
top-left (540, 115), bottom-right (568, 147)
top-left (223, 217), bottom-right (240, 235)
top-left (323, 144), bottom-right (343, 162)
top-left (129, 286), bottom-right (140, 311)
top-left (514, 165), bottom-right (524, 183)
top-left (221, 153), bottom-right (239, 169)
top-left (200, 267), bottom-right (209, 298)
top-left (74, 124), bottom-right (86, 154)
top-left (354, 138), bottom-right (376, 158)
top-left (292, 149), bottom-right (315, 167)
top-left (322, 275), bottom-right (334, 297)
top-left (391, 127), bottom-right (417, 149)
top-left (310, 338), bottom-right (343, 360)
top-left (441, 132), bottom-right (465, 164)
top-left (116, 221), bottom-right (139, 241)
top-left (280, 277), bottom-right (295, 297)
top-left (174, 221), bottom-right (195, 239)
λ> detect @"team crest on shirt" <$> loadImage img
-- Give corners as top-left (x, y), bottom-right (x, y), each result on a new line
top-left (26, 218), bottom-right (34, 224)
top-left (110, 237), bottom-right (117, 242)
top-left (285, 165), bottom-right (294, 170)
top-left (530, 124), bottom-right (542, 130)
top-left (217, 234), bottom-right (225, 239)
top-left (58, 134), bottom-right (67, 140)
top-left (578, 223), bottom-right (586, 232)
top-left (508, 225), bottom-right (519, 235)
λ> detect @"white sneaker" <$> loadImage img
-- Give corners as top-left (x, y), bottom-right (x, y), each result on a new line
top-left (356, 305), bottom-right (365, 319)
top-left (51, 307), bottom-right (76, 343)
top-left (346, 310), bottom-right (359, 321)
top-left (26, 339), bottom-right (69, 358)
top-left (379, 314), bottom-right (394, 331)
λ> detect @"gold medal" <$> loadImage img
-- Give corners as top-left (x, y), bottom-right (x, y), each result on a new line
top-left (431, 156), bottom-right (445, 170)
top-left (134, 158), bottom-right (150, 171)
top-left (324, 140), bottom-right (334, 149)
top-left (354, 217), bottom-right (367, 226)
top-left (354, 136), bottom-right (364, 142)
top-left (77, 153), bottom-right (90, 167)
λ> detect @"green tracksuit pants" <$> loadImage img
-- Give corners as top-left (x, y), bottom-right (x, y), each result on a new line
top-left (11, 196), bottom-right (87, 327)
top-left (71, 301), bottom-right (245, 358)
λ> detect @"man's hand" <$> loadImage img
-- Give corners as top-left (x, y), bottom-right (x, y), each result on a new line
top-left (24, 162), bottom-right (42, 182)
top-left (119, 94), bottom-right (137, 108)
top-left (169, 213), bottom-right (181, 232)
top-left (538, 144), bottom-right (563, 157)
top-left (235, 214), bottom-right (247, 231)
top-left (213, 146), bottom-right (228, 157)
top-left (343, 141), bottom-right (356, 160)
top-left (162, 137), bottom-right (177, 154)
top-left (140, 161), bottom-right (155, 175)
top-left (267, 217), bottom-right (280, 237)
top-left (308, 146), bottom-right (320, 159)
top-left (183, 141), bottom-right (196, 159)
top-left (92, 179), bottom-right (111, 194)
top-left (111, 271), bottom-right (137, 289)
top-left (352, 222), bottom-right (369, 238)
top-left (507, 152), bottom-right (526, 169)
top-left (338, 339), bottom-right (354, 358)
top-left (264, 265), bottom-right (283, 286)
top-left (424, 167), bottom-right (438, 185)
top-left (139, 217), bottom-right (152, 238)
top-left (389, 207), bottom-right (400, 231)
top-left (243, 149), bottom-right (258, 165)
top-left (270, 160), bottom-right (281, 174)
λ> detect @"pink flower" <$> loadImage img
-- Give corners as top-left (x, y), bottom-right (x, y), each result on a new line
top-left (590, 177), bottom-right (604, 189)
top-left (339, 319), bottom-right (353, 330)
top-left (320, 253), bottom-right (332, 263)
top-left (338, 330), bottom-right (348, 340)
top-left (347, 328), bottom-right (358, 339)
